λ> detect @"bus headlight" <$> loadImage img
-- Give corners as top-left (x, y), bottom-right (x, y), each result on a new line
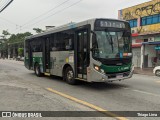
top-left (94, 64), bottom-right (105, 74)
top-left (94, 65), bottom-right (100, 71)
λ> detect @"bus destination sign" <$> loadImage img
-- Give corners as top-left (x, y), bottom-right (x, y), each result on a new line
top-left (97, 20), bottom-right (126, 28)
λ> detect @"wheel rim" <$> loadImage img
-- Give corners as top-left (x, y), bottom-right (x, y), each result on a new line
top-left (67, 70), bottom-right (73, 81)
top-left (156, 71), bottom-right (160, 76)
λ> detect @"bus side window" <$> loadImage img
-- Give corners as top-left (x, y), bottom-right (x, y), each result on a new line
top-left (78, 32), bottom-right (83, 52)
top-left (50, 30), bottom-right (74, 51)
top-left (50, 33), bottom-right (61, 51)
top-left (64, 38), bottom-right (70, 50)
top-left (25, 41), bottom-right (29, 53)
top-left (84, 31), bottom-right (87, 51)
top-left (53, 32), bottom-right (63, 51)
top-left (50, 34), bottom-right (55, 51)
top-left (62, 30), bottom-right (74, 51)
top-left (69, 31), bottom-right (74, 50)
top-left (30, 39), bottom-right (42, 52)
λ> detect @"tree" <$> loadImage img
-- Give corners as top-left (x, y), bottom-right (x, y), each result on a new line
top-left (2, 30), bottom-right (10, 39)
top-left (8, 32), bottom-right (32, 44)
top-left (2, 30), bottom-right (10, 36)
top-left (0, 30), bottom-right (10, 58)
top-left (0, 31), bottom-right (32, 59)
top-left (33, 28), bottom-right (44, 33)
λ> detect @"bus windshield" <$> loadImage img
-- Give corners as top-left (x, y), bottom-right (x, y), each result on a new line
top-left (92, 29), bottom-right (131, 59)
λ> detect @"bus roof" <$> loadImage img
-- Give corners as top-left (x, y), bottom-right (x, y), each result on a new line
top-left (25, 18), bottom-right (128, 40)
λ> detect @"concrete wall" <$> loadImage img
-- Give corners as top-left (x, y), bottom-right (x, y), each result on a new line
top-left (121, 0), bottom-right (160, 19)
top-left (145, 44), bottom-right (156, 67)
top-left (132, 48), bottom-right (141, 67)
top-left (119, 0), bottom-right (160, 34)
top-left (131, 24), bottom-right (160, 34)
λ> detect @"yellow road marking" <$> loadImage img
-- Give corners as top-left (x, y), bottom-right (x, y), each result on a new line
top-left (46, 88), bottom-right (128, 120)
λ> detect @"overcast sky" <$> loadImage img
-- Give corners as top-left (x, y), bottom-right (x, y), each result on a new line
top-left (0, 0), bottom-right (150, 35)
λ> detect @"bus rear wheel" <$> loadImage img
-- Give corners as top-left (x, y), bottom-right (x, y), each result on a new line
top-left (65, 67), bottom-right (77, 85)
top-left (34, 63), bottom-right (42, 77)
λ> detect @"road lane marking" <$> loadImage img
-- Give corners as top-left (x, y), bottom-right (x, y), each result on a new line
top-left (122, 87), bottom-right (160, 97)
top-left (46, 88), bottom-right (128, 120)
top-left (132, 89), bottom-right (160, 97)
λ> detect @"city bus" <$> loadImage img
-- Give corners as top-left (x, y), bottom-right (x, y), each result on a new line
top-left (24, 18), bottom-right (134, 85)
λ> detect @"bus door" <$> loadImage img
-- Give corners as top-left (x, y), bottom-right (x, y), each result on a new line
top-left (43, 38), bottom-right (50, 73)
top-left (76, 29), bottom-right (89, 79)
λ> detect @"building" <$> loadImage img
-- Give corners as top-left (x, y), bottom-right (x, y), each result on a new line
top-left (118, 0), bottom-right (160, 68)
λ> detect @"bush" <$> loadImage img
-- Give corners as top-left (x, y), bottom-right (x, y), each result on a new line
top-left (18, 48), bottom-right (24, 57)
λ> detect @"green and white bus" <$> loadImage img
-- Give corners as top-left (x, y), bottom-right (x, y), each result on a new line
top-left (24, 18), bottom-right (134, 84)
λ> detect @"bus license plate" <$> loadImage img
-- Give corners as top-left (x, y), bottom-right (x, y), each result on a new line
top-left (116, 74), bottom-right (123, 78)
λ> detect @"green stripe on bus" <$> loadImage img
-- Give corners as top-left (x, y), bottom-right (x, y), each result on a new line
top-left (100, 63), bottom-right (132, 73)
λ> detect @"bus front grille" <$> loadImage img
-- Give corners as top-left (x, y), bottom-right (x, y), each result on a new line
top-left (106, 71), bottom-right (130, 79)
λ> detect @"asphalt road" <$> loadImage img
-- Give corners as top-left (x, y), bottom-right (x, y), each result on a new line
top-left (0, 59), bottom-right (160, 120)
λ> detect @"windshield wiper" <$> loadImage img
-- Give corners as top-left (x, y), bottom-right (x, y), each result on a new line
top-left (105, 29), bottom-right (114, 53)
top-left (109, 34), bottom-right (114, 53)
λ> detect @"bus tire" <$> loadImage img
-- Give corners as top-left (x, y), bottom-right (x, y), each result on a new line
top-left (65, 67), bottom-right (77, 85)
top-left (34, 63), bottom-right (42, 77)
top-left (155, 70), bottom-right (160, 77)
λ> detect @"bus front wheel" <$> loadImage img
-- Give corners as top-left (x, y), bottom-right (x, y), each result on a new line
top-left (34, 63), bottom-right (42, 77)
top-left (65, 67), bottom-right (77, 85)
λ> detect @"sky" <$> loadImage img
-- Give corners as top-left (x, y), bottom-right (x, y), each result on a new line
top-left (0, 0), bottom-right (151, 35)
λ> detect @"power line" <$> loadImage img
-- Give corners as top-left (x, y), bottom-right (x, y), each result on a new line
top-left (17, 0), bottom-right (83, 33)
top-left (0, 16), bottom-right (19, 26)
top-left (11, 0), bottom-right (71, 33)
top-left (0, 0), bottom-right (13, 13)
top-left (0, 16), bottom-right (22, 33)
top-left (0, 0), bottom-right (8, 8)
top-left (1, 0), bottom-right (66, 33)
top-left (21, 0), bottom-right (71, 27)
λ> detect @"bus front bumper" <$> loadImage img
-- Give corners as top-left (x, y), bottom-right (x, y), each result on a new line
top-left (90, 67), bottom-right (134, 83)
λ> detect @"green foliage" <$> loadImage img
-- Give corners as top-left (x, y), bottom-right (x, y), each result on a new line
top-left (33, 28), bottom-right (44, 33)
top-left (0, 30), bottom-right (32, 57)
top-left (8, 32), bottom-right (32, 44)
top-left (2, 30), bottom-right (10, 36)
top-left (0, 42), bottom-right (8, 51)
top-left (18, 48), bottom-right (24, 56)
top-left (0, 42), bottom-right (8, 57)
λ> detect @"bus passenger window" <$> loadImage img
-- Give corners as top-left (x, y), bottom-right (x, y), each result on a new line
top-left (84, 31), bottom-right (88, 51)
top-left (65, 39), bottom-right (72, 50)
top-left (25, 41), bottom-right (29, 53)
top-left (62, 30), bottom-right (74, 51)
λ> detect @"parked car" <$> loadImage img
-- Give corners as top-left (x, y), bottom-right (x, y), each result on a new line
top-left (16, 56), bottom-right (21, 61)
top-left (153, 66), bottom-right (160, 76)
top-left (20, 57), bottom-right (24, 61)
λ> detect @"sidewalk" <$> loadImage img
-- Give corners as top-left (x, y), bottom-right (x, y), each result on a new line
top-left (0, 59), bottom-right (24, 65)
top-left (134, 67), bottom-right (154, 76)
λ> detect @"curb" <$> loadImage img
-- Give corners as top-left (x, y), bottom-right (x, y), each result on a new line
top-left (133, 72), bottom-right (154, 76)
